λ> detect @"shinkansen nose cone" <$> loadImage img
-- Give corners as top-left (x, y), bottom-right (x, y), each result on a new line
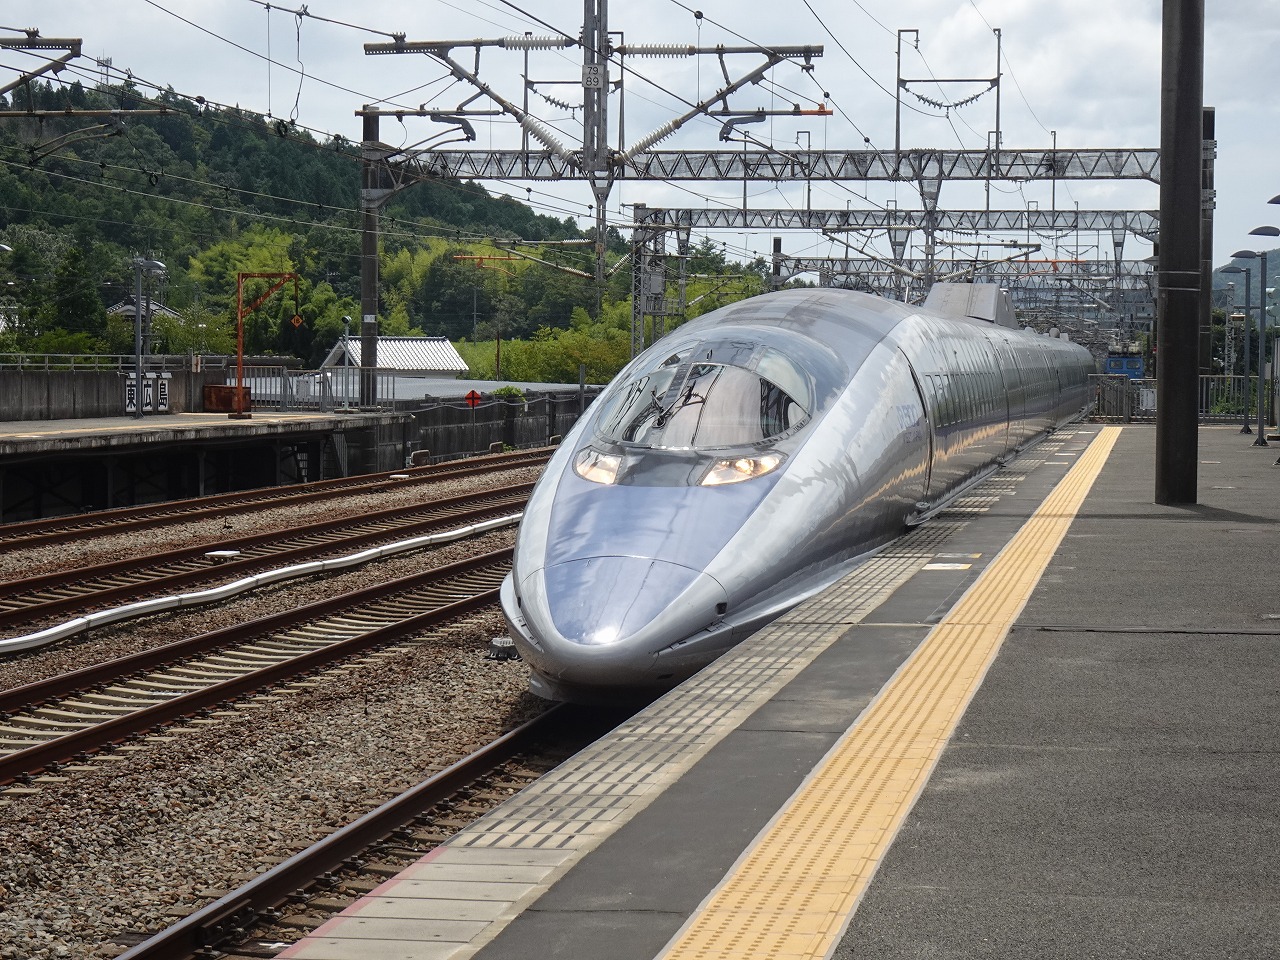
top-left (512, 556), bottom-right (729, 691)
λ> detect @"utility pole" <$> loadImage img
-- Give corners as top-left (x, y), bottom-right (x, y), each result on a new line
top-left (359, 108), bottom-right (381, 409)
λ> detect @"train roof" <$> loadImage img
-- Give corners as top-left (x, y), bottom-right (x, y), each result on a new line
top-left (922, 282), bottom-right (1020, 329)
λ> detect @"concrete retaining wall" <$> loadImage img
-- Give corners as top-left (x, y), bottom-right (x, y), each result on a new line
top-left (0, 369), bottom-right (224, 420)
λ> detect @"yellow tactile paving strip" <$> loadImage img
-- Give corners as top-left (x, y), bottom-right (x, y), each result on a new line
top-left (658, 426), bottom-right (1121, 960)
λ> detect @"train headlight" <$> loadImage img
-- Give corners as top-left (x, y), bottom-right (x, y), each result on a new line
top-left (700, 453), bottom-right (784, 486)
top-left (574, 448), bottom-right (622, 485)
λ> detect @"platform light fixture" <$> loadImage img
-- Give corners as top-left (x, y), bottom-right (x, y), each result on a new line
top-left (1220, 265), bottom-right (1252, 434)
top-left (1229, 245), bottom-right (1269, 446)
top-left (1243, 223), bottom-right (1277, 446)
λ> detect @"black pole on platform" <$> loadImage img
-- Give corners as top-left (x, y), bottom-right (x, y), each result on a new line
top-left (1155, 0), bottom-right (1204, 505)
top-left (360, 107), bottom-right (380, 410)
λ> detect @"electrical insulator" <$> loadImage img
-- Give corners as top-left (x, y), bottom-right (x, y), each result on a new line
top-left (502, 35), bottom-right (568, 50)
top-left (623, 44), bottom-right (696, 58)
top-left (623, 121), bottom-right (679, 162)
top-left (521, 116), bottom-right (573, 162)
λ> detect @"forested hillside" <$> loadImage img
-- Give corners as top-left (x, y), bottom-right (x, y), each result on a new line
top-left (0, 77), bottom-right (770, 379)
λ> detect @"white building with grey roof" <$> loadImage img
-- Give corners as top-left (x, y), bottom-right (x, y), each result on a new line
top-left (320, 335), bottom-right (469, 377)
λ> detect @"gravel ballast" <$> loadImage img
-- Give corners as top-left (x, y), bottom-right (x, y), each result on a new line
top-left (0, 610), bottom-right (544, 960)
top-left (0, 469), bottom-right (549, 959)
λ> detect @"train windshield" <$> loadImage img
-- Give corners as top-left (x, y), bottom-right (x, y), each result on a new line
top-left (595, 343), bottom-right (811, 449)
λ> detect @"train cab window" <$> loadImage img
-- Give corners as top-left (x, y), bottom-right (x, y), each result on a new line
top-left (594, 341), bottom-right (811, 449)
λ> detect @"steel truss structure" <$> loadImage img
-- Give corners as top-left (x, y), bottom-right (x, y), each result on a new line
top-left (632, 206), bottom-right (1159, 239)
top-left (411, 147), bottom-right (1159, 185)
top-left (353, 0), bottom-right (1161, 360)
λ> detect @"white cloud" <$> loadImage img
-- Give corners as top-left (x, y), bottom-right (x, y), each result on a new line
top-left (2, 0), bottom-right (1276, 264)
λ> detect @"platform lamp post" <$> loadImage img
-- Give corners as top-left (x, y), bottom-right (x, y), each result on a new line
top-left (131, 257), bottom-right (166, 420)
top-left (1224, 280), bottom-right (1235, 374)
top-left (1250, 224), bottom-right (1280, 443)
top-left (1220, 265), bottom-right (1251, 433)
top-left (1231, 241), bottom-right (1271, 446)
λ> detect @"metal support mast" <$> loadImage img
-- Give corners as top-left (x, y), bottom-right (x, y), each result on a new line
top-left (582, 0), bottom-right (612, 317)
top-left (360, 109), bottom-right (383, 408)
top-left (630, 205), bottom-right (668, 354)
top-left (1154, 0), bottom-right (1204, 505)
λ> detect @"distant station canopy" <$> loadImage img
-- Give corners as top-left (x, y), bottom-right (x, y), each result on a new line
top-left (320, 335), bottom-right (469, 378)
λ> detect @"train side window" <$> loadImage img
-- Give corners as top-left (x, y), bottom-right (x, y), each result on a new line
top-left (966, 347), bottom-right (980, 418)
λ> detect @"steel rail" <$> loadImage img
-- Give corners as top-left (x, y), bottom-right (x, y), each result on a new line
top-left (0, 514), bottom-right (521, 654)
top-left (0, 483), bottom-right (533, 629)
top-left (0, 549), bottom-right (513, 783)
top-left (0, 449), bottom-right (550, 548)
top-left (113, 704), bottom-right (569, 960)
top-left (0, 548), bottom-right (511, 715)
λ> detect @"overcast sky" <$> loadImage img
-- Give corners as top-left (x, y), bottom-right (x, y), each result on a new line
top-left (3, 1), bottom-right (1278, 280)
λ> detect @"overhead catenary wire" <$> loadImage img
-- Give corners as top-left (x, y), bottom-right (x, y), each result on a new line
top-left (2, 3), bottom-right (1083, 286)
top-left (0, 61), bottom-right (616, 234)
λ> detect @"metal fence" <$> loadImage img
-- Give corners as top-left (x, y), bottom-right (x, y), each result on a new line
top-left (411, 393), bottom-right (590, 460)
top-left (230, 366), bottom-right (401, 412)
top-left (1090, 374), bottom-right (1276, 424)
top-left (0, 353), bottom-right (189, 372)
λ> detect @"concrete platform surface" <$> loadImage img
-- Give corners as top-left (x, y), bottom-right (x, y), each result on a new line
top-left (835, 424), bottom-right (1280, 959)
top-left (280, 425), bottom-right (1280, 960)
top-left (0, 411), bottom-right (394, 455)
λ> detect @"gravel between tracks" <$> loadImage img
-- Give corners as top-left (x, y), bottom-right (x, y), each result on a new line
top-left (0, 468), bottom-right (550, 959)
top-left (0, 528), bottom-right (518, 693)
top-left (0, 610), bottom-right (543, 960)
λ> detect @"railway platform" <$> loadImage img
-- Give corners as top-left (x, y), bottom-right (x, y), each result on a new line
top-left (0, 410), bottom-right (384, 449)
top-left (279, 423), bottom-right (1280, 960)
top-left (0, 411), bottom-right (400, 462)
top-left (0, 412), bottom-right (412, 522)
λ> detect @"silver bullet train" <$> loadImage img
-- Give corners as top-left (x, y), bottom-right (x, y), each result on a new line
top-left (500, 285), bottom-right (1094, 702)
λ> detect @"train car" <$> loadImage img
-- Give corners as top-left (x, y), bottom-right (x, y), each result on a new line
top-left (1103, 350), bottom-right (1145, 379)
top-left (500, 287), bottom-right (1093, 703)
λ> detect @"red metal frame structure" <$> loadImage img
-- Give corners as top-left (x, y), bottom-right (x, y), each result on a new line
top-left (233, 272), bottom-right (300, 418)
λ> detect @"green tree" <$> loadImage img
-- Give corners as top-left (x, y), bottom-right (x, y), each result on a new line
top-left (151, 303), bottom-right (237, 355)
top-left (27, 329), bottom-right (106, 356)
top-left (34, 246), bottom-right (107, 345)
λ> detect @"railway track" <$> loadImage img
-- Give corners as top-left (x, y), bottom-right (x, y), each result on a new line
top-left (0, 547), bottom-right (515, 785)
top-left (0, 448), bottom-right (551, 550)
top-left (0, 482), bottom-right (533, 633)
top-left (106, 704), bottom-right (625, 960)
